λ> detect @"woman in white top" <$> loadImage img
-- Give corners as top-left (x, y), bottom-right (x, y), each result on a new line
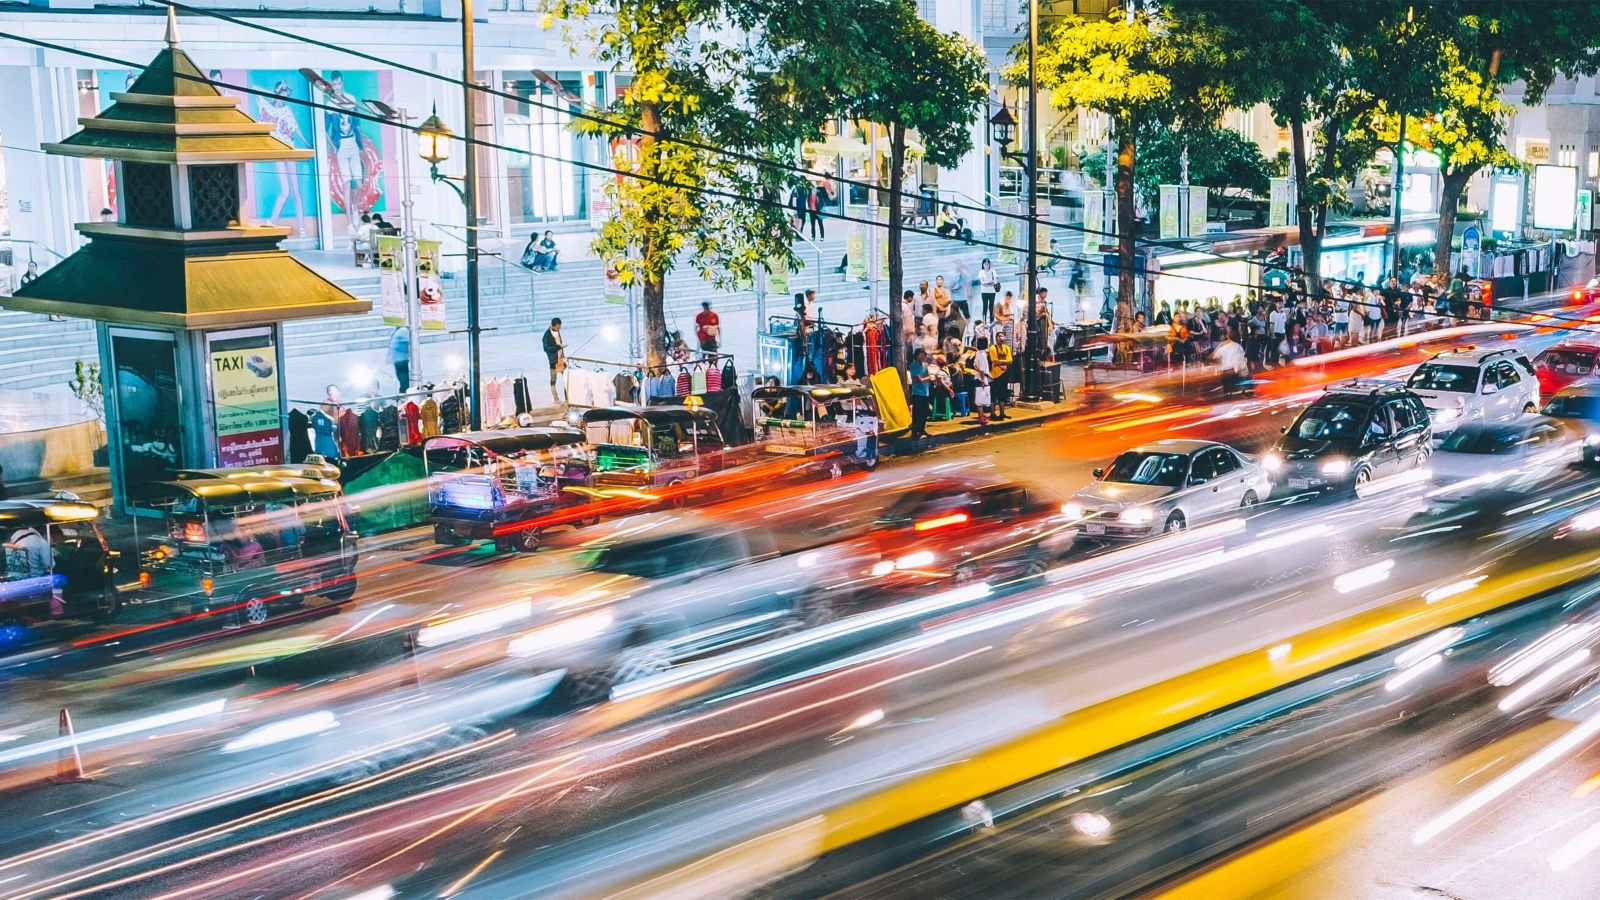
top-left (978, 258), bottom-right (1000, 319)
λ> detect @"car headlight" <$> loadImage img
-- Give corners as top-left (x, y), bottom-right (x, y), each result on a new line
top-left (1118, 506), bottom-right (1154, 525)
top-left (505, 611), bottom-right (614, 658)
top-left (1262, 452), bottom-right (1284, 473)
top-left (1585, 434), bottom-right (1599, 447)
top-left (1061, 502), bottom-right (1086, 519)
top-left (1433, 408), bottom-right (1462, 424)
top-left (1320, 459), bottom-right (1350, 476)
top-left (894, 550), bottom-right (937, 570)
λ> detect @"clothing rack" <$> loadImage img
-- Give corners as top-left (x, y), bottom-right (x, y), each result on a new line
top-left (562, 354), bottom-right (738, 409)
top-left (287, 380), bottom-right (467, 463)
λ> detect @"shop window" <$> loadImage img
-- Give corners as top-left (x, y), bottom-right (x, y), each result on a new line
top-left (503, 73), bottom-right (588, 225)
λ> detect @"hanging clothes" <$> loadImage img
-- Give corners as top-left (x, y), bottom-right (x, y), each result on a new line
top-left (378, 403), bottom-right (401, 452)
top-left (308, 409), bottom-right (340, 460)
top-left (438, 393), bottom-right (461, 434)
top-left (721, 359), bottom-right (737, 393)
top-left (612, 371), bottom-right (638, 404)
top-left (513, 377), bottom-right (532, 415)
top-left (337, 409), bottom-right (361, 457)
top-left (358, 406), bottom-right (380, 453)
top-left (690, 364), bottom-right (708, 395)
top-left (704, 363), bottom-right (722, 394)
top-left (288, 408), bottom-right (313, 463)
top-left (675, 368), bottom-right (692, 396)
top-left (421, 397), bottom-right (443, 437)
top-left (403, 401), bottom-right (422, 444)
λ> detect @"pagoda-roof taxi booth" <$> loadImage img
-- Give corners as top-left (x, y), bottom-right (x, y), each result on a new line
top-left (3, 11), bottom-right (368, 512)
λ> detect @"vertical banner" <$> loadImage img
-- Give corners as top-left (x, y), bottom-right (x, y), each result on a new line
top-left (999, 199), bottom-right (1020, 265)
top-left (602, 261), bottom-right (626, 305)
top-left (847, 221), bottom-right (867, 280)
top-left (208, 328), bottom-right (283, 468)
top-left (1158, 184), bottom-right (1181, 239)
top-left (417, 239), bottom-right (446, 330)
top-left (1269, 177), bottom-right (1292, 227)
top-left (1187, 186), bottom-right (1209, 236)
top-left (377, 235), bottom-right (405, 326)
top-left (1082, 191), bottom-right (1104, 249)
top-left (767, 256), bottom-right (790, 296)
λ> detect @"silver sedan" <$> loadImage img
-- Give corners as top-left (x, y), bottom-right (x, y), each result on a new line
top-left (1065, 439), bottom-right (1271, 539)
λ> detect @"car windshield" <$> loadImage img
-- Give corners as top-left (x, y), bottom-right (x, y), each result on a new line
top-left (1102, 451), bottom-right (1188, 487)
top-left (1543, 393), bottom-right (1600, 420)
top-left (1537, 349), bottom-right (1596, 374)
top-left (1408, 363), bottom-right (1479, 393)
top-left (584, 533), bottom-right (738, 579)
top-left (1292, 402), bottom-right (1362, 441)
top-left (1440, 426), bottom-right (1527, 454)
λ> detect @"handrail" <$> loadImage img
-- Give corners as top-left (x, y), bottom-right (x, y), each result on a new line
top-left (2, 239), bottom-right (67, 264)
top-left (790, 231), bottom-right (827, 295)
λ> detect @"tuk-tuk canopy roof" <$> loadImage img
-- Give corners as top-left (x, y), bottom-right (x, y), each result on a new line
top-left (132, 471), bottom-right (342, 508)
top-left (753, 384), bottom-right (875, 403)
top-left (423, 427), bottom-right (585, 458)
top-left (580, 405), bottom-right (719, 426)
top-left (0, 499), bottom-right (101, 528)
top-left (175, 462), bottom-right (340, 482)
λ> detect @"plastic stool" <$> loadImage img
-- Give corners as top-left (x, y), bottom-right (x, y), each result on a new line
top-left (931, 394), bottom-right (953, 421)
top-left (953, 392), bottom-right (970, 417)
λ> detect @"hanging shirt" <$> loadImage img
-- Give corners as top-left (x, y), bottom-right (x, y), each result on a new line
top-left (358, 406), bottom-right (380, 453)
top-left (403, 402), bottom-right (422, 444)
top-left (309, 409), bottom-right (341, 459)
top-left (288, 408), bottom-right (313, 463)
top-left (420, 397), bottom-right (442, 436)
top-left (337, 409), bottom-right (361, 457)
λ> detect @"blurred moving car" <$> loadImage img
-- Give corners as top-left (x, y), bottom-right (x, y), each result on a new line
top-left (862, 478), bottom-right (1073, 581)
top-left (0, 500), bottom-right (119, 626)
top-left (1405, 346), bottom-right (1539, 437)
top-left (1568, 277), bottom-right (1600, 306)
top-left (1428, 417), bottom-right (1567, 485)
top-left (1066, 440), bottom-right (1270, 538)
top-left (1264, 380), bottom-right (1433, 494)
top-left (1532, 340), bottom-right (1600, 396)
top-left (1541, 382), bottom-right (1600, 465)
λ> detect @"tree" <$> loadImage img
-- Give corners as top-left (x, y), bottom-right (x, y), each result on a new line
top-left (759, 0), bottom-right (988, 368)
top-left (540, 0), bottom-right (803, 367)
top-left (1082, 125), bottom-right (1272, 209)
top-left (1361, 3), bottom-right (1600, 276)
top-left (1030, 7), bottom-right (1231, 328)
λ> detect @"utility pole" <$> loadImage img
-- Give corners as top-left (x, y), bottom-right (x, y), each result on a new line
top-left (398, 110), bottom-right (422, 388)
top-left (1022, 0), bottom-right (1041, 400)
top-left (1392, 113), bottom-right (1406, 284)
top-left (462, 0), bottom-right (483, 429)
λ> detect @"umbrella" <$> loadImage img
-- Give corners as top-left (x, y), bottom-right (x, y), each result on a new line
top-left (802, 133), bottom-right (869, 158)
top-left (869, 132), bottom-right (925, 157)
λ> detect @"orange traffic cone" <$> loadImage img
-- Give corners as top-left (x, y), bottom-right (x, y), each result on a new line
top-left (50, 708), bottom-right (91, 784)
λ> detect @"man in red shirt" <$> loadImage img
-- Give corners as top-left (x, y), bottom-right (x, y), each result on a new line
top-left (695, 301), bottom-right (721, 353)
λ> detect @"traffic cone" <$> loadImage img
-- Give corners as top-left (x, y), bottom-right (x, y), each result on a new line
top-left (50, 708), bottom-right (91, 784)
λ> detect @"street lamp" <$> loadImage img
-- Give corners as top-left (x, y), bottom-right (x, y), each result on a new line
top-left (989, 104), bottom-right (1017, 154)
top-left (417, 106), bottom-right (466, 203)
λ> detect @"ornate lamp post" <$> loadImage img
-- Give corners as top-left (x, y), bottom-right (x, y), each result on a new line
top-left (415, 105), bottom-right (483, 430)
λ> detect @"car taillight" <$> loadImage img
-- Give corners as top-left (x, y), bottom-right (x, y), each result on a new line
top-left (913, 512), bottom-right (970, 532)
top-left (201, 578), bottom-right (214, 596)
top-left (138, 571), bottom-right (150, 587)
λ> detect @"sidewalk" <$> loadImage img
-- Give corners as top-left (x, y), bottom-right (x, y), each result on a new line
top-left (887, 367), bottom-right (1089, 455)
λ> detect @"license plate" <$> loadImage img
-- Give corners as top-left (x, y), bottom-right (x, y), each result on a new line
top-left (1288, 478), bottom-right (1312, 490)
top-left (1084, 523), bottom-right (1106, 535)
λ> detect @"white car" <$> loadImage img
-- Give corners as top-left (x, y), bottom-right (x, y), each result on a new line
top-left (1428, 416), bottom-right (1570, 486)
top-left (1405, 347), bottom-right (1540, 438)
top-left (1066, 440), bottom-right (1271, 539)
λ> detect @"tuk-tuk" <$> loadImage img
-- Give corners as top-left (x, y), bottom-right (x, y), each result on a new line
top-left (124, 465), bottom-right (358, 627)
top-left (752, 384), bottom-right (881, 475)
top-left (580, 406), bottom-right (727, 490)
top-left (0, 500), bottom-right (118, 624)
top-left (424, 427), bottom-right (592, 552)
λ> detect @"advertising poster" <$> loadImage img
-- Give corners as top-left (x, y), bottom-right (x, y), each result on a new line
top-left (208, 328), bottom-right (283, 468)
top-left (245, 70), bottom-right (320, 239)
top-left (417, 239), bottom-right (446, 330)
top-left (1159, 185), bottom-right (1181, 239)
top-left (309, 69), bottom-right (394, 232)
top-left (377, 235), bottom-right (405, 326)
top-left (110, 330), bottom-right (182, 486)
top-left (1269, 177), bottom-right (1292, 227)
top-left (767, 256), bottom-right (790, 296)
top-left (1533, 165), bottom-right (1579, 232)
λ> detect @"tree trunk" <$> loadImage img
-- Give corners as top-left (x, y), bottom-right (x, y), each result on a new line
top-left (887, 122), bottom-right (907, 369)
top-left (1115, 127), bottom-right (1136, 330)
top-left (640, 99), bottom-right (666, 368)
top-left (1288, 115), bottom-right (1322, 300)
top-left (1434, 166), bottom-right (1476, 279)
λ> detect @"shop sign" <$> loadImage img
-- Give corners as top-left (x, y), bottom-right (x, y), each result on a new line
top-left (208, 328), bottom-right (282, 468)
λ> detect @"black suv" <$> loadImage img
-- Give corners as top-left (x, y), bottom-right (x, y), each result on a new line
top-left (1265, 379), bottom-right (1434, 494)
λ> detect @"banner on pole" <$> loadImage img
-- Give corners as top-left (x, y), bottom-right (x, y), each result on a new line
top-left (768, 256), bottom-right (790, 295)
top-left (602, 261), bottom-right (626, 305)
top-left (1082, 191), bottom-right (1104, 249)
top-left (1187, 186), bottom-right (1208, 237)
top-left (1159, 185), bottom-right (1181, 239)
top-left (377, 235), bottom-right (405, 326)
top-left (1000, 199), bottom-right (1020, 265)
top-left (417, 239), bottom-right (446, 330)
top-left (1269, 177), bottom-right (1292, 227)
top-left (847, 221), bottom-right (867, 280)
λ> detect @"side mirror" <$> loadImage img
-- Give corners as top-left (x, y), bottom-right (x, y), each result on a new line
top-left (1092, 467), bottom-right (1105, 479)
top-left (1280, 425), bottom-right (1289, 434)
top-left (1189, 475), bottom-right (1206, 486)
top-left (1482, 383), bottom-right (1500, 394)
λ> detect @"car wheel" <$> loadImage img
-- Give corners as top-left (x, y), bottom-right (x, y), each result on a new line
top-left (1353, 467), bottom-right (1372, 493)
top-left (322, 579), bottom-right (357, 603)
top-left (241, 595), bottom-right (269, 627)
top-left (1163, 511), bottom-right (1186, 534)
top-left (434, 524), bottom-right (463, 546)
top-left (611, 642), bottom-right (673, 689)
top-left (558, 669), bottom-right (615, 707)
top-left (795, 589), bottom-right (837, 628)
top-left (516, 529), bottom-right (542, 553)
top-left (1240, 491), bottom-right (1259, 509)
